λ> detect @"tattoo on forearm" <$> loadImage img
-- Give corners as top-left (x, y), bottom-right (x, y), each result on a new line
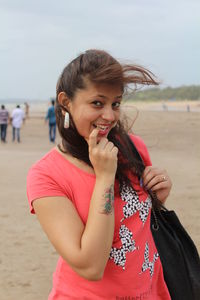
top-left (100, 184), bottom-right (114, 214)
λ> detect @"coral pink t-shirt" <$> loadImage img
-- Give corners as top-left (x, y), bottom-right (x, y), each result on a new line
top-left (27, 135), bottom-right (171, 300)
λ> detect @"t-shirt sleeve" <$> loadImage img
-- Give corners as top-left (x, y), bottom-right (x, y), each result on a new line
top-left (129, 134), bottom-right (152, 166)
top-left (27, 165), bottom-right (71, 214)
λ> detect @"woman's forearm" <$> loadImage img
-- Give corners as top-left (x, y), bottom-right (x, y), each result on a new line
top-left (79, 176), bottom-right (115, 278)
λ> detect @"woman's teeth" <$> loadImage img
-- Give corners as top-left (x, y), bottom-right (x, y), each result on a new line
top-left (93, 124), bottom-right (109, 131)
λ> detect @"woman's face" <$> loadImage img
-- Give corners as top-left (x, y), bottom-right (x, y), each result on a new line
top-left (68, 80), bottom-right (122, 141)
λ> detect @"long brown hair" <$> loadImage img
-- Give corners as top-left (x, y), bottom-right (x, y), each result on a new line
top-left (55, 49), bottom-right (159, 192)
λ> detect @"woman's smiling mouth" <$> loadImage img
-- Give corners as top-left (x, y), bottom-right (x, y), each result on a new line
top-left (93, 123), bottom-right (112, 135)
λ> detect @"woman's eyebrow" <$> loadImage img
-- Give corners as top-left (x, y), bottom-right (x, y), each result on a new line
top-left (96, 94), bottom-right (123, 99)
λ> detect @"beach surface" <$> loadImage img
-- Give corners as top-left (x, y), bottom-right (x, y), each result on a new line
top-left (0, 105), bottom-right (200, 300)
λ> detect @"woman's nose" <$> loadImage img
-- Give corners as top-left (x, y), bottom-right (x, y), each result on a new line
top-left (101, 107), bottom-right (116, 121)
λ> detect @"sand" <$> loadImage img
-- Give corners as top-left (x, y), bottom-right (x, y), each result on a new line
top-left (0, 107), bottom-right (199, 300)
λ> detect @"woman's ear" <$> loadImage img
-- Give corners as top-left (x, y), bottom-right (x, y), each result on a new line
top-left (57, 92), bottom-right (71, 115)
top-left (57, 92), bottom-right (69, 107)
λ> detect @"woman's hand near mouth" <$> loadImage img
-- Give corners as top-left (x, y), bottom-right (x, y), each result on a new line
top-left (87, 128), bottom-right (118, 180)
top-left (92, 123), bottom-right (112, 137)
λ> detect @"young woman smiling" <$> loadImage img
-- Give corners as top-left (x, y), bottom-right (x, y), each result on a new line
top-left (27, 49), bottom-right (172, 299)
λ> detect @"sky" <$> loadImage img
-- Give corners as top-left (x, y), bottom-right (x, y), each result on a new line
top-left (0, 0), bottom-right (200, 101)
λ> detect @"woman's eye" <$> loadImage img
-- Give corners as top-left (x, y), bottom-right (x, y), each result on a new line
top-left (92, 101), bottom-right (103, 107)
top-left (112, 102), bottom-right (121, 108)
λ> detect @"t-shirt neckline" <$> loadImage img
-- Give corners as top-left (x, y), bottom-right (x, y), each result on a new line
top-left (53, 147), bottom-right (96, 178)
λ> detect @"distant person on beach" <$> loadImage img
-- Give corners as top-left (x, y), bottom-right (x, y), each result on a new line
top-left (11, 105), bottom-right (25, 143)
top-left (162, 101), bottom-right (168, 111)
top-left (187, 104), bottom-right (190, 112)
top-left (27, 49), bottom-right (172, 299)
top-left (0, 105), bottom-right (9, 143)
top-left (45, 100), bottom-right (56, 143)
top-left (24, 102), bottom-right (30, 118)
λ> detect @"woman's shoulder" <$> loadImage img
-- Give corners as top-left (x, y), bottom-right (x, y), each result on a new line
top-left (27, 148), bottom-right (70, 184)
top-left (128, 133), bottom-right (147, 148)
top-left (128, 133), bottom-right (152, 166)
top-left (27, 148), bottom-right (74, 214)
top-left (28, 148), bottom-right (57, 174)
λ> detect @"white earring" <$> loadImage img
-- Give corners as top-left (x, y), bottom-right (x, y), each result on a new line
top-left (64, 112), bottom-right (69, 128)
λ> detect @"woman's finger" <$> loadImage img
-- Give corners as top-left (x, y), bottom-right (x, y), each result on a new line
top-left (111, 146), bottom-right (118, 155)
top-left (104, 141), bottom-right (115, 152)
top-left (150, 181), bottom-right (168, 192)
top-left (142, 166), bottom-right (152, 179)
top-left (97, 137), bottom-right (110, 150)
top-left (142, 167), bottom-right (165, 187)
top-left (145, 174), bottom-right (168, 191)
top-left (87, 128), bottom-right (99, 150)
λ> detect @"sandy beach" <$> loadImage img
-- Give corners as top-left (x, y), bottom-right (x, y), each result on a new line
top-left (0, 106), bottom-right (200, 300)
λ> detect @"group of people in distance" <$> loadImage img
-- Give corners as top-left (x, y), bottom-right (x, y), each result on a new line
top-left (0, 99), bottom-right (57, 144)
top-left (0, 104), bottom-right (26, 143)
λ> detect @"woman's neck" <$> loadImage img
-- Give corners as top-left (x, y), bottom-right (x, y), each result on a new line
top-left (56, 143), bottom-right (95, 175)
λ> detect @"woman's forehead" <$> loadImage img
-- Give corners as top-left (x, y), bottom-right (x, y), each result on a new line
top-left (75, 82), bottom-right (122, 100)
top-left (84, 79), bottom-right (123, 95)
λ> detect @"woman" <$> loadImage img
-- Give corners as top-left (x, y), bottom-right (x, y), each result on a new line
top-left (27, 49), bottom-right (172, 299)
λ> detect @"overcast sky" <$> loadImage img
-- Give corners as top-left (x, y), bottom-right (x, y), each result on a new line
top-left (0, 0), bottom-right (199, 101)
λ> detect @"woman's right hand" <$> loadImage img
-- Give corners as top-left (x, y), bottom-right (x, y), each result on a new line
top-left (87, 128), bottom-right (118, 179)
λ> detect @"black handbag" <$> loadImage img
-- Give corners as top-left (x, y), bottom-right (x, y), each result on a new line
top-left (151, 205), bottom-right (200, 300)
